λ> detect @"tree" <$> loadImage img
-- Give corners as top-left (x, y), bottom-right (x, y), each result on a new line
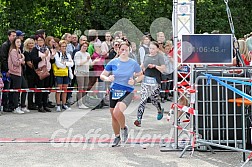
top-left (0, 0), bottom-right (251, 44)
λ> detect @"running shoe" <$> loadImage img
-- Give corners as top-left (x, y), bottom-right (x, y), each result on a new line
top-left (62, 104), bottom-right (71, 111)
top-left (56, 106), bottom-right (61, 112)
top-left (134, 119), bottom-right (141, 127)
top-left (121, 125), bottom-right (129, 143)
top-left (13, 107), bottom-right (24, 114)
top-left (78, 104), bottom-right (89, 109)
top-left (21, 107), bottom-right (30, 113)
top-left (157, 108), bottom-right (164, 120)
top-left (112, 136), bottom-right (121, 147)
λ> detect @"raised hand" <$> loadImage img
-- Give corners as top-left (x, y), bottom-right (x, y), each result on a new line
top-left (128, 77), bottom-right (135, 85)
top-left (107, 75), bottom-right (115, 82)
top-left (20, 53), bottom-right (25, 59)
top-left (147, 64), bottom-right (156, 68)
top-left (51, 49), bottom-right (56, 56)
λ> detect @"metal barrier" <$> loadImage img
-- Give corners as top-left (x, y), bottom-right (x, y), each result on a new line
top-left (192, 68), bottom-right (252, 164)
top-left (170, 66), bottom-right (252, 166)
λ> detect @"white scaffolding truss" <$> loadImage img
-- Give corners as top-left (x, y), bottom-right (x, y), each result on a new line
top-left (161, 0), bottom-right (195, 153)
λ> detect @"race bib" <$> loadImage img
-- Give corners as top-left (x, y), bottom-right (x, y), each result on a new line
top-left (111, 89), bottom-right (126, 100)
top-left (178, 65), bottom-right (189, 73)
top-left (143, 76), bottom-right (157, 85)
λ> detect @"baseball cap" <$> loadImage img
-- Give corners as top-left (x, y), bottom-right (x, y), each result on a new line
top-left (35, 29), bottom-right (45, 35)
top-left (16, 30), bottom-right (25, 36)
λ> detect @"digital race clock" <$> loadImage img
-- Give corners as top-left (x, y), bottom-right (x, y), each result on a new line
top-left (182, 34), bottom-right (233, 64)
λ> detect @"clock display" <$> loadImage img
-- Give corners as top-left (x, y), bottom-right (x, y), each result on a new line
top-left (188, 46), bottom-right (226, 53)
top-left (182, 34), bottom-right (233, 64)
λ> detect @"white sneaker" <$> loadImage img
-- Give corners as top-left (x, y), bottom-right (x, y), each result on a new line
top-left (13, 107), bottom-right (24, 114)
top-left (56, 106), bottom-right (61, 112)
top-left (21, 107), bottom-right (30, 113)
top-left (62, 105), bottom-right (71, 111)
top-left (78, 104), bottom-right (89, 109)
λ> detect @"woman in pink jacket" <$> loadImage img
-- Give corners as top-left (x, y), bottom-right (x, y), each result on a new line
top-left (8, 38), bottom-right (29, 114)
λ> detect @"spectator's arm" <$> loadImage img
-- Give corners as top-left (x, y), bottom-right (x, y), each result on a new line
top-left (55, 53), bottom-right (66, 68)
top-left (0, 43), bottom-right (9, 71)
top-left (139, 47), bottom-right (145, 65)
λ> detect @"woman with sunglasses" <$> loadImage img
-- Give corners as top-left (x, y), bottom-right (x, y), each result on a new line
top-left (100, 42), bottom-right (142, 147)
top-left (30, 34), bottom-right (56, 113)
top-left (107, 40), bottom-right (120, 62)
top-left (54, 40), bottom-right (74, 112)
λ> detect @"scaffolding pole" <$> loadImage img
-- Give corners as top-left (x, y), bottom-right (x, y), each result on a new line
top-left (160, 0), bottom-right (195, 153)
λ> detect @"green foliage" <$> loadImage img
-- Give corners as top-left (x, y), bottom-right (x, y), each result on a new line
top-left (196, 0), bottom-right (252, 37)
top-left (0, 0), bottom-right (251, 43)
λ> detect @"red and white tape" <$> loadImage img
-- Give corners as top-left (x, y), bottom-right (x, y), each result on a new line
top-left (177, 85), bottom-right (196, 94)
top-left (161, 80), bottom-right (173, 83)
top-left (173, 125), bottom-right (197, 156)
top-left (0, 89), bottom-right (108, 93)
top-left (170, 103), bottom-right (196, 115)
top-left (174, 125), bottom-right (195, 135)
top-left (241, 152), bottom-right (252, 167)
top-left (0, 88), bottom-right (174, 93)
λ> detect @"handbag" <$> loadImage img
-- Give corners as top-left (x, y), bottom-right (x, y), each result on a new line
top-left (35, 65), bottom-right (50, 80)
top-left (52, 63), bottom-right (68, 77)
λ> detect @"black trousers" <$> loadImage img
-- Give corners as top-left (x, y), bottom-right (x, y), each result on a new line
top-left (10, 74), bottom-right (28, 109)
top-left (160, 73), bottom-right (173, 99)
top-left (36, 75), bottom-right (50, 108)
top-left (2, 79), bottom-right (10, 109)
top-left (26, 74), bottom-right (38, 107)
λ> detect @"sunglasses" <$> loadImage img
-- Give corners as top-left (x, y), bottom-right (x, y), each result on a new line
top-left (114, 44), bottom-right (120, 46)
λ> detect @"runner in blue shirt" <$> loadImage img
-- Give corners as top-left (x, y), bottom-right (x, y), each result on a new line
top-left (100, 42), bottom-right (142, 147)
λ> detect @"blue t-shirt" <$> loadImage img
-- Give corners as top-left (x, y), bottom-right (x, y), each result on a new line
top-left (105, 58), bottom-right (141, 92)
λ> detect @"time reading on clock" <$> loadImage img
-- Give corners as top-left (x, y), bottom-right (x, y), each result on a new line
top-left (188, 46), bottom-right (226, 53)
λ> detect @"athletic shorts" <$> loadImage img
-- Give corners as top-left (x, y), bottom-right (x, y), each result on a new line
top-left (109, 91), bottom-right (133, 108)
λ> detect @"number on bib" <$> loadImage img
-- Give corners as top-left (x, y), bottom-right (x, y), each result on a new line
top-left (111, 89), bottom-right (126, 100)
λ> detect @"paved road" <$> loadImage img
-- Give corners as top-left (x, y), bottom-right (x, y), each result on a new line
top-left (0, 93), bottom-right (251, 167)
